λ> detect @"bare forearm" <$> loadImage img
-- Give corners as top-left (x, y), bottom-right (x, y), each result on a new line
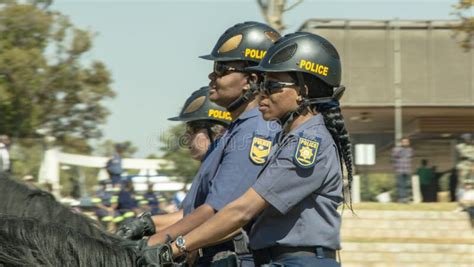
top-left (206, 228), bottom-right (244, 247)
top-left (148, 204), bottom-right (215, 245)
top-left (152, 210), bottom-right (184, 232)
top-left (173, 189), bottom-right (267, 254)
top-left (187, 206), bottom-right (249, 251)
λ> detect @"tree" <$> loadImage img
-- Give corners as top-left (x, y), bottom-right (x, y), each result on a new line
top-left (257, 0), bottom-right (302, 32)
top-left (159, 123), bottom-right (200, 183)
top-left (0, 1), bottom-right (115, 144)
top-left (452, 0), bottom-right (473, 51)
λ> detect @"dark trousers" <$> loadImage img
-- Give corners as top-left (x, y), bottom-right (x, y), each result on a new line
top-left (396, 174), bottom-right (411, 202)
top-left (421, 184), bottom-right (430, 202)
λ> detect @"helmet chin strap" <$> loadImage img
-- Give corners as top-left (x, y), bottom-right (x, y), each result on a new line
top-left (278, 72), bottom-right (346, 130)
top-left (226, 80), bottom-right (259, 112)
top-left (205, 126), bottom-right (214, 144)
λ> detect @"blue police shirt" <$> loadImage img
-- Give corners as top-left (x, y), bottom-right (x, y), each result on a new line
top-left (182, 107), bottom-right (280, 216)
top-left (250, 114), bottom-right (343, 250)
top-left (182, 138), bottom-right (224, 216)
top-left (117, 190), bottom-right (137, 211)
top-left (106, 153), bottom-right (122, 176)
top-left (96, 189), bottom-right (113, 207)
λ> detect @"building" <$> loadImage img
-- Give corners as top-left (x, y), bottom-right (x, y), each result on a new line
top-left (299, 19), bottom-right (474, 173)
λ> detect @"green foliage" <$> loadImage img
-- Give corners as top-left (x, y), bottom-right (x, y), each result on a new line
top-left (0, 1), bottom-right (115, 143)
top-left (9, 138), bottom-right (43, 179)
top-left (159, 123), bottom-right (200, 184)
top-left (360, 173), bottom-right (396, 202)
top-left (452, 0), bottom-right (473, 51)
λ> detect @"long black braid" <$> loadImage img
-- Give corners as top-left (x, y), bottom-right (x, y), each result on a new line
top-left (295, 72), bottom-right (354, 208)
top-left (321, 107), bottom-right (354, 209)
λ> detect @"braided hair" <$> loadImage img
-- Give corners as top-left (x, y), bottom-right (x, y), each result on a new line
top-left (300, 73), bottom-right (354, 208)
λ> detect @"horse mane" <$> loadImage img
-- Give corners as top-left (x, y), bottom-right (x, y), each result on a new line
top-left (0, 172), bottom-right (120, 243)
top-left (0, 215), bottom-right (137, 266)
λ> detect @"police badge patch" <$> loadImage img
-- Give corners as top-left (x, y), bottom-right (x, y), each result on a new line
top-left (294, 137), bottom-right (320, 168)
top-left (250, 136), bottom-right (272, 164)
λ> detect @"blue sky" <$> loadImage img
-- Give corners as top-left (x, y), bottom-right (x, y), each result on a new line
top-left (51, 0), bottom-right (459, 157)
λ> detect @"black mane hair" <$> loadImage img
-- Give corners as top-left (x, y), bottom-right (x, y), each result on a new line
top-left (0, 215), bottom-right (137, 266)
top-left (0, 172), bottom-right (120, 243)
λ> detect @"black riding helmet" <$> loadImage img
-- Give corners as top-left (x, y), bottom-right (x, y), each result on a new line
top-left (168, 86), bottom-right (232, 126)
top-left (200, 21), bottom-right (280, 63)
top-left (169, 87), bottom-right (231, 143)
top-left (201, 21), bottom-right (281, 111)
top-left (247, 32), bottom-right (345, 125)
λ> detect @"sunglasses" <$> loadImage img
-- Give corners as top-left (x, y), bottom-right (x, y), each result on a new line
top-left (213, 62), bottom-right (246, 77)
top-left (259, 79), bottom-right (297, 95)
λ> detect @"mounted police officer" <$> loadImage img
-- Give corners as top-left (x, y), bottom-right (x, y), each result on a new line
top-left (125, 22), bottom-right (281, 266)
top-left (166, 32), bottom-right (353, 267)
top-left (106, 143), bottom-right (125, 187)
top-left (116, 86), bottom-right (232, 239)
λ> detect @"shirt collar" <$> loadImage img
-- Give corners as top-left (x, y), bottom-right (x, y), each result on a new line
top-left (233, 106), bottom-right (260, 123)
top-left (288, 113), bottom-right (325, 137)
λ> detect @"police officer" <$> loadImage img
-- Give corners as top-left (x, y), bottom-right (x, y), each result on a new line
top-left (167, 32), bottom-right (353, 267)
top-left (106, 144), bottom-right (125, 187)
top-left (93, 181), bottom-right (118, 228)
top-left (116, 86), bottom-right (232, 240)
top-left (117, 180), bottom-right (139, 223)
top-left (143, 183), bottom-right (162, 215)
top-left (144, 22), bottom-right (281, 266)
top-left (169, 86), bottom-right (232, 161)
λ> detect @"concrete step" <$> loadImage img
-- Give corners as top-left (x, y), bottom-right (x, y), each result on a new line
top-left (341, 210), bottom-right (470, 220)
top-left (341, 228), bottom-right (474, 240)
top-left (342, 263), bottom-right (474, 267)
top-left (342, 242), bottom-right (474, 254)
top-left (339, 251), bottom-right (473, 264)
top-left (342, 217), bottom-right (471, 230)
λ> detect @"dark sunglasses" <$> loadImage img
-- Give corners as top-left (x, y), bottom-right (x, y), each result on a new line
top-left (259, 79), bottom-right (297, 95)
top-left (213, 62), bottom-right (246, 77)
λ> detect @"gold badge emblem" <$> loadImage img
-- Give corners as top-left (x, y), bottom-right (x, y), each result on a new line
top-left (294, 137), bottom-right (319, 168)
top-left (250, 137), bottom-right (272, 164)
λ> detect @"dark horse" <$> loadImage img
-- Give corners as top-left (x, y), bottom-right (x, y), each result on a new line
top-left (0, 172), bottom-right (140, 266)
top-left (0, 172), bottom-right (116, 241)
top-left (0, 215), bottom-right (138, 266)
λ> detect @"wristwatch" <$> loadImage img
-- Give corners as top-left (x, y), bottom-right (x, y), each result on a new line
top-left (175, 235), bottom-right (188, 254)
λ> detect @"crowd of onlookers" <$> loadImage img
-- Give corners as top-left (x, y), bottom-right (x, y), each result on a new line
top-left (391, 137), bottom-right (474, 225)
top-left (391, 137), bottom-right (473, 202)
top-left (91, 179), bottom-right (182, 230)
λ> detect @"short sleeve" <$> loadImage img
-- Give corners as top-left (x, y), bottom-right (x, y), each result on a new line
top-left (205, 129), bottom-right (264, 211)
top-left (252, 137), bottom-right (337, 215)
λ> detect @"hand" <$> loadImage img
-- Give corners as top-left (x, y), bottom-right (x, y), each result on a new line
top-left (136, 243), bottom-right (174, 267)
top-left (116, 212), bottom-right (156, 240)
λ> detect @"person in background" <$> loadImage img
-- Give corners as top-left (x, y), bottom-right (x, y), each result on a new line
top-left (449, 168), bottom-right (459, 202)
top-left (117, 180), bottom-right (139, 222)
top-left (106, 144), bottom-right (124, 188)
top-left (391, 138), bottom-right (413, 203)
top-left (0, 135), bottom-right (11, 174)
top-left (416, 159), bottom-right (433, 202)
top-left (143, 183), bottom-right (161, 215)
top-left (93, 180), bottom-right (118, 228)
